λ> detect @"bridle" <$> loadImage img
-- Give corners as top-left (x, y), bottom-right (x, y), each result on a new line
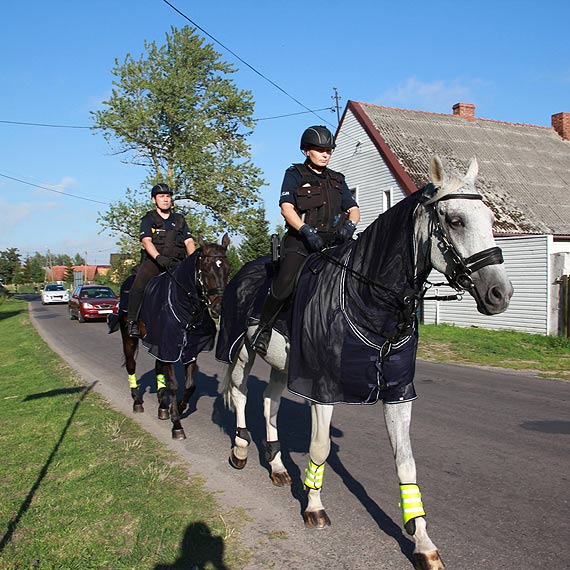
top-left (195, 250), bottom-right (228, 308)
top-left (425, 192), bottom-right (504, 293)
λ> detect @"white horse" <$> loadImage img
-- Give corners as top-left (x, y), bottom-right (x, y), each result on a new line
top-left (219, 157), bottom-right (513, 570)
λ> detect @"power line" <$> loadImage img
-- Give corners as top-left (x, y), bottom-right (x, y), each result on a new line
top-left (0, 172), bottom-right (110, 205)
top-left (0, 119), bottom-right (91, 129)
top-left (161, 0), bottom-right (335, 129)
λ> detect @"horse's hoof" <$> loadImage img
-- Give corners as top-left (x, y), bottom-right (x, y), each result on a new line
top-left (303, 509), bottom-right (331, 529)
top-left (413, 551), bottom-right (445, 570)
top-left (133, 403), bottom-right (144, 413)
top-left (229, 450), bottom-right (247, 470)
top-left (158, 408), bottom-right (170, 420)
top-left (271, 471), bottom-right (292, 487)
top-left (172, 428), bottom-right (186, 440)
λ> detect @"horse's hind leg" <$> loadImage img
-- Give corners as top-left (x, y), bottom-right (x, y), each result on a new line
top-left (120, 317), bottom-right (144, 413)
top-left (383, 401), bottom-right (444, 570)
top-left (263, 368), bottom-right (291, 486)
top-left (226, 344), bottom-right (254, 469)
top-left (304, 403), bottom-right (333, 528)
top-left (177, 361), bottom-right (197, 416)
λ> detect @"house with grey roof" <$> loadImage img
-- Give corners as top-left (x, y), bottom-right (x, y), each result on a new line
top-left (329, 100), bottom-right (570, 335)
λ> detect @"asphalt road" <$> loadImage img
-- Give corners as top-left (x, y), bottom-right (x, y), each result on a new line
top-left (28, 298), bottom-right (570, 570)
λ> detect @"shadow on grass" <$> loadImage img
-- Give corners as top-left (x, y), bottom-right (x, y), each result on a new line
top-left (0, 382), bottom-right (97, 553)
top-left (0, 310), bottom-right (24, 322)
top-left (24, 386), bottom-right (85, 401)
top-left (154, 521), bottom-right (229, 570)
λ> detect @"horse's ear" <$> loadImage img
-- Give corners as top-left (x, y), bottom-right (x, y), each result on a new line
top-left (465, 156), bottom-right (479, 181)
top-left (197, 235), bottom-right (205, 247)
top-left (221, 233), bottom-right (230, 248)
top-left (430, 156), bottom-right (445, 188)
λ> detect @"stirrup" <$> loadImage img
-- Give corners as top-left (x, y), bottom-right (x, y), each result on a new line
top-left (127, 320), bottom-right (141, 338)
top-left (251, 325), bottom-right (271, 356)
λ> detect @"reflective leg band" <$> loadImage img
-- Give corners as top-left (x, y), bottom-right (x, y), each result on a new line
top-left (304, 460), bottom-right (325, 490)
top-left (128, 374), bottom-right (138, 389)
top-left (156, 374), bottom-right (166, 390)
top-left (399, 483), bottom-right (426, 526)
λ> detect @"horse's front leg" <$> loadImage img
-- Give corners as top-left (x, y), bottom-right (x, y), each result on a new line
top-left (227, 344), bottom-right (254, 469)
top-left (383, 402), bottom-right (444, 570)
top-left (263, 368), bottom-right (291, 486)
top-left (177, 361), bottom-right (197, 416)
top-left (155, 361), bottom-right (170, 421)
top-left (159, 362), bottom-right (185, 440)
top-left (304, 403), bottom-right (333, 528)
top-left (120, 317), bottom-right (144, 413)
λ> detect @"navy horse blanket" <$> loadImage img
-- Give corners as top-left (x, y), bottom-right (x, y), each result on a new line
top-left (216, 192), bottom-right (426, 405)
top-left (114, 252), bottom-right (216, 364)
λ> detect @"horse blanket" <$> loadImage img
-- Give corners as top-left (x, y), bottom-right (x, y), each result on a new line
top-left (215, 255), bottom-right (290, 364)
top-left (139, 253), bottom-right (216, 364)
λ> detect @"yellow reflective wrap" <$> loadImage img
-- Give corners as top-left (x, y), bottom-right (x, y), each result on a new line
top-left (304, 460), bottom-right (325, 490)
top-left (156, 374), bottom-right (166, 390)
top-left (399, 483), bottom-right (426, 525)
top-left (128, 374), bottom-right (138, 389)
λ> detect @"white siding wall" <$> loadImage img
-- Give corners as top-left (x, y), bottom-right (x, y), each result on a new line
top-left (422, 235), bottom-right (550, 335)
top-left (329, 110), bottom-right (407, 230)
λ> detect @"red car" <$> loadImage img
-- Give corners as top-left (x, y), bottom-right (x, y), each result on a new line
top-left (68, 285), bottom-right (119, 322)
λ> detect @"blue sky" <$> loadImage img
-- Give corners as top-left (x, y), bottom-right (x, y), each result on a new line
top-left (1, 0), bottom-right (568, 264)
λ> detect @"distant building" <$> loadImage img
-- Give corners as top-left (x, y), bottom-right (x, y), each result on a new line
top-left (46, 265), bottom-right (111, 284)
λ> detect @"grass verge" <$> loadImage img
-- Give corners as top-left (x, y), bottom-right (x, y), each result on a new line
top-left (418, 323), bottom-right (570, 380)
top-left (0, 299), bottom-right (250, 570)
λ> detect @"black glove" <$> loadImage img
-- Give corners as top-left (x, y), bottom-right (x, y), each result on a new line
top-left (155, 255), bottom-right (175, 269)
top-left (299, 224), bottom-right (324, 252)
top-left (338, 220), bottom-right (357, 242)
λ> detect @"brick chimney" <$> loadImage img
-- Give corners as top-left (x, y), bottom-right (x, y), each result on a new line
top-left (552, 112), bottom-right (570, 140)
top-left (452, 102), bottom-right (476, 120)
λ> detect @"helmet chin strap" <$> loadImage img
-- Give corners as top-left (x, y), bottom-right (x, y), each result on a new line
top-left (304, 156), bottom-right (325, 173)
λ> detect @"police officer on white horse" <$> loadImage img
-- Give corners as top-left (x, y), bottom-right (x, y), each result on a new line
top-left (251, 125), bottom-right (361, 355)
top-left (127, 183), bottom-right (196, 338)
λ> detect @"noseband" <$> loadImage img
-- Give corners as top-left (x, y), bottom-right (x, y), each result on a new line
top-left (427, 193), bottom-right (504, 292)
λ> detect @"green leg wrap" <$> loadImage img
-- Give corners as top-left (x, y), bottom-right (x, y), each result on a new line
top-left (128, 373), bottom-right (138, 389)
top-left (399, 483), bottom-right (426, 526)
top-left (304, 460), bottom-right (325, 490)
top-left (156, 374), bottom-right (167, 391)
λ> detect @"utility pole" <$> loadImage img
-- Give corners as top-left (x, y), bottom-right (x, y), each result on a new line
top-left (332, 87), bottom-right (342, 125)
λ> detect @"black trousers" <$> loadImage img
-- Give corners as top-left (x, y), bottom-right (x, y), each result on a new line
top-left (127, 259), bottom-right (162, 321)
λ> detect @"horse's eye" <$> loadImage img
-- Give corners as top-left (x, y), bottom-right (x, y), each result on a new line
top-left (447, 216), bottom-right (464, 229)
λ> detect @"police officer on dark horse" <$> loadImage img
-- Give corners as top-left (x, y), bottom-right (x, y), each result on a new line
top-left (250, 125), bottom-right (361, 355)
top-left (127, 183), bottom-right (196, 338)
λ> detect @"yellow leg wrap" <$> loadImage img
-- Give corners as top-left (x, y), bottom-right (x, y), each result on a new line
top-left (156, 374), bottom-right (167, 390)
top-left (399, 483), bottom-right (426, 526)
top-left (304, 460), bottom-right (325, 490)
top-left (128, 373), bottom-right (138, 389)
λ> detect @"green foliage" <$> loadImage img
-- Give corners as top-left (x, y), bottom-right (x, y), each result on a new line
top-left (225, 245), bottom-right (243, 279)
top-left (0, 248), bottom-right (21, 284)
top-left (238, 206), bottom-right (271, 264)
top-left (93, 25), bottom-right (265, 241)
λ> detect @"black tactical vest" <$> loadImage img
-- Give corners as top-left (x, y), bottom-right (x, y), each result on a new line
top-left (292, 163), bottom-right (347, 234)
top-left (142, 210), bottom-right (188, 261)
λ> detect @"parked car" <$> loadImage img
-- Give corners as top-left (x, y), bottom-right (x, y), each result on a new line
top-left (68, 285), bottom-right (119, 322)
top-left (41, 283), bottom-right (69, 304)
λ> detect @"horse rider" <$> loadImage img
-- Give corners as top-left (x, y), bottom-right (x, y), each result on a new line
top-left (250, 125), bottom-right (361, 355)
top-left (127, 183), bottom-right (195, 338)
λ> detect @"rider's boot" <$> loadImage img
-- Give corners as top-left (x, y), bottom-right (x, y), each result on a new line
top-left (127, 320), bottom-right (141, 338)
top-left (250, 291), bottom-right (284, 356)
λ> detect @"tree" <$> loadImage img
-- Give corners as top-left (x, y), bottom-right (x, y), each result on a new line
top-left (73, 253), bottom-right (86, 266)
top-left (238, 206), bottom-right (271, 264)
top-left (93, 25), bottom-right (265, 245)
top-left (0, 248), bottom-right (21, 285)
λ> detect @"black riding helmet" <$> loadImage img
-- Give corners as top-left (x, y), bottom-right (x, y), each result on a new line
top-left (300, 126), bottom-right (336, 151)
top-left (151, 183), bottom-right (173, 197)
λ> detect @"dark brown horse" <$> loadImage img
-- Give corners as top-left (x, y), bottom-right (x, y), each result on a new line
top-left (113, 235), bottom-right (230, 439)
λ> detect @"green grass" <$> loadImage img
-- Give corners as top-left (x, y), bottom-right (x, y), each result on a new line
top-left (0, 299), bottom-right (250, 570)
top-left (418, 323), bottom-right (570, 379)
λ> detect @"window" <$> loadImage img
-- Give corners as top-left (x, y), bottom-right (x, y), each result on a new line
top-left (349, 186), bottom-right (359, 203)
